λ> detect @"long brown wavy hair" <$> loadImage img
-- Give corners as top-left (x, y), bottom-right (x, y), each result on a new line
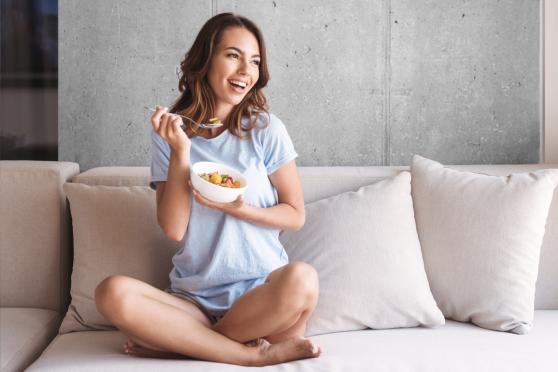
top-left (169, 13), bottom-right (270, 139)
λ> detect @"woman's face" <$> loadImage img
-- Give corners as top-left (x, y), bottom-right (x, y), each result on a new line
top-left (207, 27), bottom-right (261, 116)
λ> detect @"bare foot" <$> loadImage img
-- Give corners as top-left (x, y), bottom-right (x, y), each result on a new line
top-left (244, 338), bottom-right (264, 347)
top-left (123, 337), bottom-right (322, 365)
top-left (254, 336), bottom-right (322, 366)
top-left (123, 339), bottom-right (189, 359)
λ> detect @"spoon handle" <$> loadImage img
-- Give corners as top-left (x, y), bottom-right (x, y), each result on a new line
top-left (144, 106), bottom-right (222, 129)
top-left (144, 106), bottom-right (199, 126)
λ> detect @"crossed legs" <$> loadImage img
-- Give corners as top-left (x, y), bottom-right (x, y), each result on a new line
top-left (94, 261), bottom-right (321, 366)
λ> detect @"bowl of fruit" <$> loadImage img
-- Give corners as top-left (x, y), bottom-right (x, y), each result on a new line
top-left (190, 161), bottom-right (247, 203)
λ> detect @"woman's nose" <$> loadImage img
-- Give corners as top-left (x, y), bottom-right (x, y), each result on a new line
top-left (237, 59), bottom-right (249, 74)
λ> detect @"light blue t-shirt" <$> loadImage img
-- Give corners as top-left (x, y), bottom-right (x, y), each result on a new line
top-left (150, 113), bottom-right (297, 316)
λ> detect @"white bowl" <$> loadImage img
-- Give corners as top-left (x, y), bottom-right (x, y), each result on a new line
top-left (190, 161), bottom-right (247, 203)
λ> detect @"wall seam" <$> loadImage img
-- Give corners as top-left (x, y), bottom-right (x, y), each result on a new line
top-left (384, 0), bottom-right (391, 166)
top-left (212, 0), bottom-right (216, 16)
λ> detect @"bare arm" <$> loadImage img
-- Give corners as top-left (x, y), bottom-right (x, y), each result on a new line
top-left (156, 150), bottom-right (192, 241)
top-left (151, 105), bottom-right (193, 241)
top-left (191, 160), bottom-right (305, 231)
top-left (238, 160), bottom-right (305, 230)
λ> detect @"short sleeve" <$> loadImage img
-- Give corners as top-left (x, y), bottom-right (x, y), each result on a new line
top-left (150, 130), bottom-right (171, 190)
top-left (261, 114), bottom-right (298, 175)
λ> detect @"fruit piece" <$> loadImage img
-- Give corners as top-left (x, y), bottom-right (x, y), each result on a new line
top-left (210, 173), bottom-right (222, 184)
top-left (208, 117), bottom-right (222, 125)
top-left (198, 171), bottom-right (242, 189)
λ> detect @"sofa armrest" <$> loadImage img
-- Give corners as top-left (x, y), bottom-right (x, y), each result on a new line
top-left (0, 161), bottom-right (80, 315)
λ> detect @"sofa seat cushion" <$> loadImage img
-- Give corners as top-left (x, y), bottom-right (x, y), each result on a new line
top-left (26, 310), bottom-right (557, 372)
top-left (0, 308), bottom-right (60, 372)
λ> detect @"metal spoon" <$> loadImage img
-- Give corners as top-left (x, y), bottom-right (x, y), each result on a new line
top-left (144, 106), bottom-right (223, 129)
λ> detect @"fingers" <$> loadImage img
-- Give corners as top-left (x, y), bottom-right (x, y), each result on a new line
top-left (191, 187), bottom-right (212, 206)
top-left (194, 190), bottom-right (244, 210)
top-left (168, 115), bottom-right (183, 137)
top-left (162, 112), bottom-right (175, 139)
top-left (151, 105), bottom-right (184, 140)
top-left (150, 105), bottom-right (167, 132)
top-left (192, 188), bottom-right (208, 207)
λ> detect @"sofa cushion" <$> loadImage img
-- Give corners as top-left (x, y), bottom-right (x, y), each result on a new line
top-left (71, 164), bottom-right (558, 310)
top-left (59, 183), bottom-right (180, 333)
top-left (25, 310), bottom-right (558, 371)
top-left (0, 161), bottom-right (79, 313)
top-left (411, 155), bottom-right (558, 334)
top-left (280, 172), bottom-right (444, 335)
top-left (71, 166), bottom-right (150, 187)
top-left (0, 308), bottom-right (60, 372)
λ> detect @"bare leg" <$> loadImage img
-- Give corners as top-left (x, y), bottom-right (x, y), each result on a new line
top-left (95, 275), bottom-right (320, 366)
top-left (119, 289), bottom-right (212, 357)
top-left (122, 293), bottom-right (211, 354)
top-left (212, 261), bottom-right (320, 344)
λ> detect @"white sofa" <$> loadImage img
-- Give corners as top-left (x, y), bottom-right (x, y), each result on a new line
top-left (1, 161), bottom-right (557, 372)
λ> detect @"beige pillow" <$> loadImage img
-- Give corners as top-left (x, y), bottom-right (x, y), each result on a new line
top-left (280, 172), bottom-right (445, 336)
top-left (411, 155), bottom-right (558, 334)
top-left (59, 183), bottom-right (180, 334)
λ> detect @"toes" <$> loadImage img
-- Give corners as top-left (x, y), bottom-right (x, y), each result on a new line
top-left (258, 338), bottom-right (271, 348)
top-left (303, 339), bottom-right (321, 356)
top-left (123, 339), bottom-right (137, 354)
top-left (124, 345), bottom-right (136, 356)
top-left (312, 344), bottom-right (319, 354)
top-left (246, 338), bottom-right (267, 347)
top-left (303, 339), bottom-right (315, 352)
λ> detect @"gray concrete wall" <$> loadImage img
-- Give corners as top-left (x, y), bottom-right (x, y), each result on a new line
top-left (59, 0), bottom-right (541, 170)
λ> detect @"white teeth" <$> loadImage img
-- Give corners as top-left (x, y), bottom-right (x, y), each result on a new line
top-left (229, 80), bottom-right (247, 88)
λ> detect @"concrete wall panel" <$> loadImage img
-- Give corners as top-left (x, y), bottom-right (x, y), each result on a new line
top-left (59, 0), bottom-right (211, 169)
top-left (389, 0), bottom-right (540, 165)
top-left (216, 0), bottom-right (386, 165)
top-left (59, 0), bottom-right (541, 170)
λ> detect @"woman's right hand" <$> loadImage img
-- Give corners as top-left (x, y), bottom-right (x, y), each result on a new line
top-left (150, 105), bottom-right (191, 156)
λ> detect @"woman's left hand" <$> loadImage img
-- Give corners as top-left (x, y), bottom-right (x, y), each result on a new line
top-left (190, 182), bottom-right (247, 219)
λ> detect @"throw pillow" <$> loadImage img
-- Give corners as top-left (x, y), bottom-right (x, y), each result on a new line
top-left (411, 155), bottom-right (558, 334)
top-left (59, 183), bottom-right (180, 334)
top-left (280, 171), bottom-right (445, 336)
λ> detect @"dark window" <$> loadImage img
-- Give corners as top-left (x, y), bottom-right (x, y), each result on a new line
top-left (0, 0), bottom-right (58, 160)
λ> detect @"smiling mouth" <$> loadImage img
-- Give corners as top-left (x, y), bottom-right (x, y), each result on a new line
top-left (228, 79), bottom-right (248, 92)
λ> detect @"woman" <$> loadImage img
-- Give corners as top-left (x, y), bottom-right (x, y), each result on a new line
top-left (95, 13), bottom-right (322, 366)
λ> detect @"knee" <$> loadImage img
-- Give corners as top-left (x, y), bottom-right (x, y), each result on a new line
top-left (94, 275), bottom-right (135, 323)
top-left (277, 262), bottom-right (319, 310)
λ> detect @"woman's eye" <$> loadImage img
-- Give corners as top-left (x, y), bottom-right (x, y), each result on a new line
top-left (227, 53), bottom-right (239, 59)
top-left (252, 60), bottom-right (261, 66)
